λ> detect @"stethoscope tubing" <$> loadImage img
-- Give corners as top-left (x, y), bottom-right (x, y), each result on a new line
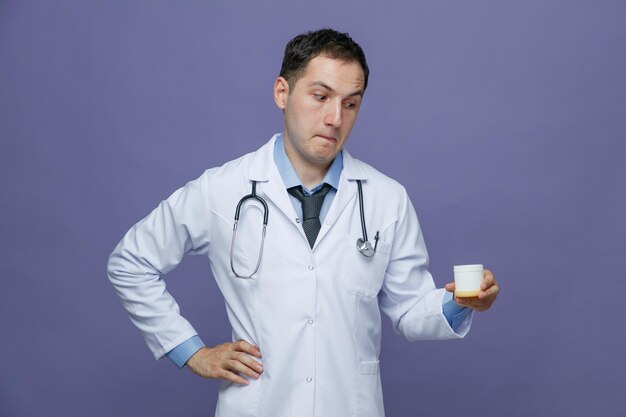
top-left (357, 180), bottom-right (369, 242)
top-left (234, 181), bottom-right (269, 225)
top-left (230, 181), bottom-right (268, 278)
top-left (230, 179), bottom-right (379, 278)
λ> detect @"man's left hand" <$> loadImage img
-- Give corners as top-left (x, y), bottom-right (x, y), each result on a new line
top-left (444, 269), bottom-right (499, 312)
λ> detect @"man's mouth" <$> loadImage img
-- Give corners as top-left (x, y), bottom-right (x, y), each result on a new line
top-left (316, 134), bottom-right (337, 142)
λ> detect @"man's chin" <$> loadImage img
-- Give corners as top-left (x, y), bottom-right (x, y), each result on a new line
top-left (310, 150), bottom-right (339, 167)
top-left (304, 139), bottom-right (343, 166)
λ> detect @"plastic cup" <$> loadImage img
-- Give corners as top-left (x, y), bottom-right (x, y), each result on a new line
top-left (453, 264), bottom-right (484, 298)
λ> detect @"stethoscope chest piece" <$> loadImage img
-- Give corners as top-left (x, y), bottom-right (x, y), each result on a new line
top-left (356, 238), bottom-right (375, 257)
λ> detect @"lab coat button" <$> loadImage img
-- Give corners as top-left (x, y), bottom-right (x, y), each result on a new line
top-left (306, 377), bottom-right (313, 382)
top-left (307, 319), bottom-right (314, 325)
top-left (295, 218), bottom-right (300, 223)
top-left (308, 265), bottom-right (315, 271)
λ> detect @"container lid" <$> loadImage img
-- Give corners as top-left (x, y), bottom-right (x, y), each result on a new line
top-left (454, 264), bottom-right (483, 272)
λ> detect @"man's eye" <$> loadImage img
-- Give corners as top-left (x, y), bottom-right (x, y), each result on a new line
top-left (344, 102), bottom-right (356, 109)
top-left (314, 94), bottom-right (327, 101)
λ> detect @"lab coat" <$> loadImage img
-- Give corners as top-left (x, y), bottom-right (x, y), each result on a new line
top-left (108, 134), bottom-right (472, 417)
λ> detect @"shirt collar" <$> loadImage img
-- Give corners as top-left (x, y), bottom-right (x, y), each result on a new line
top-left (273, 133), bottom-right (343, 195)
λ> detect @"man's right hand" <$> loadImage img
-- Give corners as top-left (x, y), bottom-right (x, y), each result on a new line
top-left (186, 340), bottom-right (263, 385)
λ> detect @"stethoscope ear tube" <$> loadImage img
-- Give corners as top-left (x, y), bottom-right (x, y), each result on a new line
top-left (234, 181), bottom-right (269, 225)
top-left (230, 181), bottom-right (268, 278)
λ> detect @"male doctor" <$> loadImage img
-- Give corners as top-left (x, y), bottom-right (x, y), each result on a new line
top-left (108, 28), bottom-right (499, 416)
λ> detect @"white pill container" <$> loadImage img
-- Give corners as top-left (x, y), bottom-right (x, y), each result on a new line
top-left (453, 264), bottom-right (484, 297)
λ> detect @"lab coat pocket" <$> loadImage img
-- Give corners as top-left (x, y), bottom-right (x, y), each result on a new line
top-left (357, 360), bottom-right (385, 417)
top-left (340, 238), bottom-right (391, 298)
top-left (217, 371), bottom-right (265, 416)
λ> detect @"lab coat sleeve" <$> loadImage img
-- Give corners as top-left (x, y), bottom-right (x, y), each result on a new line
top-left (378, 189), bottom-right (473, 341)
top-left (107, 174), bottom-right (211, 359)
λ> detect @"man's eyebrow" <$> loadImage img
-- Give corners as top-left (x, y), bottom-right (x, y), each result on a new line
top-left (309, 81), bottom-right (363, 97)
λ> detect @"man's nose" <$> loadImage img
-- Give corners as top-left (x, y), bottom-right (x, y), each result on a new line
top-left (324, 101), bottom-right (342, 127)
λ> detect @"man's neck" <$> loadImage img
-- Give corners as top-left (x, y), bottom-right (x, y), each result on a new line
top-left (283, 143), bottom-right (331, 190)
top-left (291, 158), bottom-right (331, 190)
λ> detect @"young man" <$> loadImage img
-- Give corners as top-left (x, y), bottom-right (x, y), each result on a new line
top-left (108, 28), bottom-right (499, 417)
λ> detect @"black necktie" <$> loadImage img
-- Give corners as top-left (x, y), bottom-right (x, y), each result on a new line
top-left (288, 183), bottom-right (333, 249)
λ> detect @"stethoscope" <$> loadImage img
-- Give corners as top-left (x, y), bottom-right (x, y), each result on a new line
top-left (230, 179), bottom-right (379, 278)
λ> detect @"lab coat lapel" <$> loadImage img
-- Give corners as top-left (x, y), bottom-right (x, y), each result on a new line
top-left (247, 136), bottom-right (301, 226)
top-left (314, 149), bottom-right (367, 248)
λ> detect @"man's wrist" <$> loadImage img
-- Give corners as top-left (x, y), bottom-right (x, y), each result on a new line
top-left (166, 335), bottom-right (206, 368)
top-left (442, 291), bottom-right (471, 332)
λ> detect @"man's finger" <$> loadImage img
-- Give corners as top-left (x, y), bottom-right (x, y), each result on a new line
top-left (234, 352), bottom-right (264, 373)
top-left (481, 270), bottom-right (495, 290)
top-left (219, 368), bottom-right (250, 386)
top-left (455, 297), bottom-right (475, 306)
top-left (227, 359), bottom-right (261, 379)
top-left (456, 296), bottom-right (484, 307)
top-left (457, 299), bottom-right (484, 311)
top-left (235, 340), bottom-right (262, 358)
top-left (479, 282), bottom-right (499, 299)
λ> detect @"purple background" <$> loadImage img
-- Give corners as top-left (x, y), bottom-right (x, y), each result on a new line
top-left (1, 1), bottom-right (625, 416)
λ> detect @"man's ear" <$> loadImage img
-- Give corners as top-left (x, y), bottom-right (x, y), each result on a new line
top-left (273, 76), bottom-right (289, 110)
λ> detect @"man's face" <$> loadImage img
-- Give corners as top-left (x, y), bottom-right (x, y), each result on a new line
top-left (274, 55), bottom-right (365, 169)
